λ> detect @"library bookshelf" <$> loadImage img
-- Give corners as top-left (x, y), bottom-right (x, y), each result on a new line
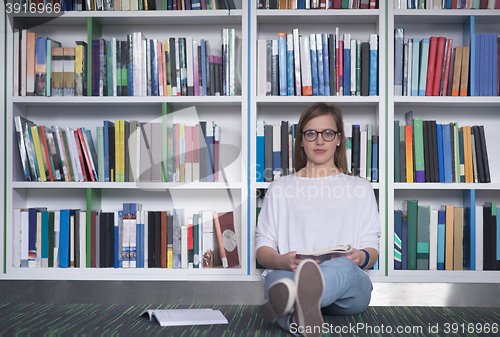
top-left (387, 7), bottom-right (500, 283)
top-left (3, 0), bottom-right (251, 281)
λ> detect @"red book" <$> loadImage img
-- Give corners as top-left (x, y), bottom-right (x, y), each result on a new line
top-left (369, 0), bottom-right (376, 8)
top-left (336, 39), bottom-right (340, 95)
top-left (77, 128), bottom-right (95, 182)
top-left (73, 130), bottom-right (88, 182)
top-left (39, 126), bottom-right (54, 181)
top-left (334, 0), bottom-right (342, 9)
top-left (452, 0), bottom-right (457, 8)
top-left (320, 0), bottom-right (326, 9)
top-left (91, 210), bottom-right (96, 268)
top-left (496, 0), bottom-right (500, 9)
top-left (480, 0), bottom-right (488, 8)
top-left (432, 37), bottom-right (447, 96)
top-left (426, 37), bottom-right (438, 96)
top-left (360, 1), bottom-right (369, 9)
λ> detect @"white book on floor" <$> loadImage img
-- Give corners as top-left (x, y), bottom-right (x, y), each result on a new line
top-left (141, 309), bottom-right (228, 327)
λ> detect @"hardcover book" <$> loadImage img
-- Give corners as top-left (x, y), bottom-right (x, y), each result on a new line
top-left (295, 244), bottom-right (352, 263)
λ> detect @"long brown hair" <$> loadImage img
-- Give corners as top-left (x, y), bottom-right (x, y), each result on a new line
top-left (294, 103), bottom-right (351, 175)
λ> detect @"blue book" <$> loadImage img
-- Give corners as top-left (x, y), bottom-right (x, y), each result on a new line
top-left (35, 37), bottom-right (47, 96)
top-left (279, 33), bottom-right (287, 96)
top-left (201, 40), bottom-right (207, 96)
top-left (463, 16), bottom-right (475, 96)
top-left (442, 123), bottom-right (452, 183)
top-left (437, 210), bottom-right (446, 270)
top-left (28, 209), bottom-right (37, 267)
top-left (419, 38), bottom-right (430, 96)
top-left (127, 35), bottom-right (133, 97)
top-left (185, 0), bottom-right (191, 10)
top-left (114, 211), bottom-right (120, 268)
top-left (369, 34), bottom-right (378, 96)
top-left (137, 213), bottom-right (142, 268)
top-left (316, 34), bottom-right (324, 96)
top-left (436, 124), bottom-right (445, 183)
top-left (256, 121), bottom-right (265, 182)
top-left (59, 210), bottom-right (70, 268)
top-left (394, 210), bottom-right (403, 270)
top-left (446, 0), bottom-right (452, 8)
top-left (480, 34), bottom-right (486, 96)
top-left (297, 0), bottom-right (305, 8)
top-left (475, 34), bottom-right (481, 96)
top-left (491, 34), bottom-right (497, 97)
top-left (401, 215), bottom-right (408, 270)
top-left (343, 34), bottom-right (351, 96)
top-left (310, 34), bottom-right (319, 96)
top-left (411, 38), bottom-right (420, 96)
top-left (463, 190), bottom-right (476, 270)
top-left (286, 35), bottom-right (294, 96)
top-left (152, 40), bottom-right (159, 96)
top-left (62, 0), bottom-right (72, 11)
top-left (191, 0), bottom-right (200, 9)
top-left (322, 34), bottom-right (330, 96)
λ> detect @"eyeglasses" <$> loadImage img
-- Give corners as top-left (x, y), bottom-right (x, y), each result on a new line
top-left (301, 129), bottom-right (339, 142)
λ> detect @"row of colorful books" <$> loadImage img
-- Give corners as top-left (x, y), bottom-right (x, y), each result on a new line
top-left (12, 206), bottom-right (239, 269)
top-left (14, 29), bottom-right (240, 97)
top-left (395, 0), bottom-right (500, 9)
top-left (42, 0), bottom-right (232, 11)
top-left (256, 121), bottom-right (379, 182)
top-left (257, 30), bottom-right (378, 96)
top-left (257, 0), bottom-right (378, 9)
top-left (15, 116), bottom-right (223, 183)
top-left (394, 200), bottom-right (499, 271)
top-left (394, 111), bottom-right (491, 184)
top-left (394, 29), bottom-right (499, 97)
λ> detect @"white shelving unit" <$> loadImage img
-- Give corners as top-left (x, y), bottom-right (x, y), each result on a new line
top-left (387, 7), bottom-right (500, 283)
top-left (248, 3), bottom-right (387, 283)
top-left (3, 0), bottom-right (251, 281)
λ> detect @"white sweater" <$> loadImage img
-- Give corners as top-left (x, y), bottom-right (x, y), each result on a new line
top-left (255, 173), bottom-right (381, 279)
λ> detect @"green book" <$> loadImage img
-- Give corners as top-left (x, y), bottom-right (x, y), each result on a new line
top-left (417, 205), bottom-right (430, 270)
top-left (406, 200), bottom-right (418, 270)
top-left (61, 130), bottom-right (75, 182)
top-left (413, 118), bottom-right (425, 182)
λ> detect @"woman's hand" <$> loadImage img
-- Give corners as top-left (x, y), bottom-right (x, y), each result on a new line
top-left (346, 248), bottom-right (366, 267)
top-left (280, 251), bottom-right (301, 272)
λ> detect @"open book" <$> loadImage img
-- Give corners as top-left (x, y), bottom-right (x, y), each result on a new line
top-left (295, 244), bottom-right (352, 263)
top-left (141, 309), bottom-right (228, 327)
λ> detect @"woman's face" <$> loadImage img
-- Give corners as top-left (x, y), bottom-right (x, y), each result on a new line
top-left (301, 114), bottom-right (341, 170)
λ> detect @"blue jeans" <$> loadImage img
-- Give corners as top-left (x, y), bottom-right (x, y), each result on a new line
top-left (264, 257), bottom-right (373, 333)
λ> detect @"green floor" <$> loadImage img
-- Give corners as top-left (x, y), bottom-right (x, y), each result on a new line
top-left (0, 303), bottom-right (499, 336)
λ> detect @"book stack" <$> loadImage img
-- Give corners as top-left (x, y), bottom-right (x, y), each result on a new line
top-left (60, 0), bottom-right (158, 11)
top-left (395, 0), bottom-right (500, 9)
top-left (256, 120), bottom-right (379, 182)
top-left (14, 116), bottom-right (223, 183)
top-left (394, 200), bottom-right (499, 271)
top-left (395, 111), bottom-right (491, 184)
top-left (13, 29), bottom-right (240, 97)
top-left (394, 28), bottom-right (499, 97)
top-left (258, 29), bottom-right (378, 96)
top-left (11, 206), bottom-right (240, 269)
top-left (258, 0), bottom-right (378, 9)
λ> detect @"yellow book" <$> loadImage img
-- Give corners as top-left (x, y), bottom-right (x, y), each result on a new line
top-left (115, 120), bottom-right (120, 183)
top-left (165, 40), bottom-right (172, 96)
top-left (453, 207), bottom-right (463, 270)
top-left (445, 205), bottom-right (454, 270)
top-left (30, 126), bottom-right (47, 182)
top-left (75, 44), bottom-right (84, 96)
top-left (120, 120), bottom-right (125, 182)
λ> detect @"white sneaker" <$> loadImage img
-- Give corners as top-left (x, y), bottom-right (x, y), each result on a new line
top-left (262, 278), bottom-right (296, 323)
top-left (293, 259), bottom-right (325, 337)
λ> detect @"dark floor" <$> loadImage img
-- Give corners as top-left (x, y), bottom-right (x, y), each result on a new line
top-left (0, 303), bottom-right (499, 336)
